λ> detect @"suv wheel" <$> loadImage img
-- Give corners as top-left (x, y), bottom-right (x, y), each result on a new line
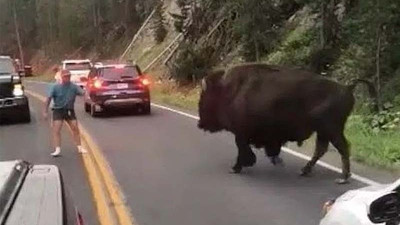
top-left (90, 104), bottom-right (101, 117)
top-left (142, 103), bottom-right (151, 115)
top-left (84, 103), bottom-right (90, 113)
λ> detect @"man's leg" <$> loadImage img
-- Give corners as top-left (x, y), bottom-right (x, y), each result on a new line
top-left (66, 119), bottom-right (87, 153)
top-left (52, 120), bottom-right (63, 156)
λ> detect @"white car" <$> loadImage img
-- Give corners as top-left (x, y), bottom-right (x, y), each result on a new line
top-left (320, 179), bottom-right (400, 225)
top-left (62, 59), bottom-right (92, 87)
top-left (0, 160), bottom-right (85, 225)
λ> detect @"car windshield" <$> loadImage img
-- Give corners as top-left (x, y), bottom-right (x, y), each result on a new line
top-left (0, 59), bottom-right (16, 75)
top-left (65, 62), bottom-right (91, 71)
top-left (100, 67), bottom-right (138, 80)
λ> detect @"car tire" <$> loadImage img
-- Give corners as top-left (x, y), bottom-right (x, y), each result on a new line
top-left (84, 103), bottom-right (90, 113)
top-left (90, 104), bottom-right (102, 117)
top-left (20, 100), bottom-right (31, 123)
top-left (142, 103), bottom-right (151, 115)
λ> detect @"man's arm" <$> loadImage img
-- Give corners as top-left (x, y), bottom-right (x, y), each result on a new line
top-left (43, 85), bottom-right (54, 119)
top-left (43, 97), bottom-right (51, 119)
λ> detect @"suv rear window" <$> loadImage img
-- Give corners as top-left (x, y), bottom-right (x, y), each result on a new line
top-left (100, 67), bottom-right (139, 80)
top-left (65, 62), bottom-right (91, 71)
top-left (0, 59), bottom-right (16, 75)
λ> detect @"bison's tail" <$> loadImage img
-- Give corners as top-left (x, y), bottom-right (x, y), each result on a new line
top-left (347, 79), bottom-right (377, 100)
top-left (347, 79), bottom-right (380, 112)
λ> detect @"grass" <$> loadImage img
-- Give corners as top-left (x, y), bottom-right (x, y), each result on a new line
top-left (346, 116), bottom-right (400, 169)
top-left (150, 71), bottom-right (200, 112)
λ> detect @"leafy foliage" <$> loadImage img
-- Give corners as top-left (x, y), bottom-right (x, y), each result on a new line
top-left (170, 44), bottom-right (216, 84)
top-left (363, 103), bottom-right (400, 132)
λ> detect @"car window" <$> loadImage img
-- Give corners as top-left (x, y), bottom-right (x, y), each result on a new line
top-left (0, 59), bottom-right (16, 75)
top-left (64, 62), bottom-right (91, 71)
top-left (100, 67), bottom-right (139, 80)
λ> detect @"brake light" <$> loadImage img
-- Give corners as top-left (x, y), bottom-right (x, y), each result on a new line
top-left (94, 80), bottom-right (103, 88)
top-left (141, 78), bottom-right (150, 86)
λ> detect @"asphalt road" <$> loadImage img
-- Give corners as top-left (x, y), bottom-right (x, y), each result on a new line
top-left (0, 92), bottom-right (99, 225)
top-left (25, 81), bottom-right (370, 225)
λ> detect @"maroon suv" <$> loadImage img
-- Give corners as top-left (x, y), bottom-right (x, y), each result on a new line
top-left (84, 63), bottom-right (151, 117)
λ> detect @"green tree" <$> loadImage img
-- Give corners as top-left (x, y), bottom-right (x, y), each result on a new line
top-left (152, 2), bottom-right (167, 43)
top-left (228, 0), bottom-right (281, 62)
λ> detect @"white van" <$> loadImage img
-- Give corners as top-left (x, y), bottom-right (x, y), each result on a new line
top-left (61, 59), bottom-right (92, 88)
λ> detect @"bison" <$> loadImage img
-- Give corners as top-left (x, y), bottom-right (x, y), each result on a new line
top-left (197, 63), bottom-right (375, 184)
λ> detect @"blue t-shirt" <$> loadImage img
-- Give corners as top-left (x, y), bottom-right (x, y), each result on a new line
top-left (48, 82), bottom-right (84, 109)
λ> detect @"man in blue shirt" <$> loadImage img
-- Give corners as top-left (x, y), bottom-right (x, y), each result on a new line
top-left (43, 69), bottom-right (87, 156)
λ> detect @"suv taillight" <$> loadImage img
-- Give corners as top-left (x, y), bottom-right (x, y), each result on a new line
top-left (88, 78), bottom-right (103, 89)
top-left (94, 80), bottom-right (103, 88)
top-left (141, 78), bottom-right (150, 86)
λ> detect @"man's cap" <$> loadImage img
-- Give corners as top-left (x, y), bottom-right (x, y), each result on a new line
top-left (60, 69), bottom-right (71, 77)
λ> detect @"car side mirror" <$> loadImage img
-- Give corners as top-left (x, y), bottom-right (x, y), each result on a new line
top-left (369, 193), bottom-right (400, 223)
top-left (11, 75), bottom-right (21, 84)
top-left (18, 70), bottom-right (25, 77)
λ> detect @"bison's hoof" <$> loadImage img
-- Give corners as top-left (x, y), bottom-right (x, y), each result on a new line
top-left (242, 155), bottom-right (256, 167)
top-left (335, 178), bottom-right (350, 184)
top-left (231, 166), bottom-right (242, 174)
top-left (270, 156), bottom-right (284, 166)
top-left (335, 174), bottom-right (351, 184)
top-left (300, 167), bottom-right (312, 177)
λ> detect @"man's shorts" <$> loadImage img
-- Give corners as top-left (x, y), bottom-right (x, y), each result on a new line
top-left (52, 108), bottom-right (76, 121)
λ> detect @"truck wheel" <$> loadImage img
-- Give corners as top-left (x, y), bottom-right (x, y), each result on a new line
top-left (90, 104), bottom-right (101, 117)
top-left (20, 101), bottom-right (31, 123)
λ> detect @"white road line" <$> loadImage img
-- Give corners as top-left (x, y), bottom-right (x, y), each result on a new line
top-left (151, 103), bottom-right (382, 186)
top-left (26, 81), bottom-right (383, 186)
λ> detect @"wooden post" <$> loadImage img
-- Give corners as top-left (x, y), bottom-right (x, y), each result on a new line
top-left (12, 0), bottom-right (24, 67)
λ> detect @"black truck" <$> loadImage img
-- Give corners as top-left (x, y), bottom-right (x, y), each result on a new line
top-left (0, 56), bottom-right (31, 124)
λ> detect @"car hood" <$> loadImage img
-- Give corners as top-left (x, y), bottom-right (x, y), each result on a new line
top-left (5, 165), bottom-right (63, 225)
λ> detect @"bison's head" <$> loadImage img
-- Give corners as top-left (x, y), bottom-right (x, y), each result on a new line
top-left (198, 69), bottom-right (225, 132)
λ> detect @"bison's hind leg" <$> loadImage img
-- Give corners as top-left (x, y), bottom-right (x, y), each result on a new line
top-left (300, 134), bottom-right (329, 176)
top-left (330, 133), bottom-right (352, 184)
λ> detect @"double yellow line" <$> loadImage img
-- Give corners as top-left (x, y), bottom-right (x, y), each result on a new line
top-left (26, 90), bottom-right (136, 225)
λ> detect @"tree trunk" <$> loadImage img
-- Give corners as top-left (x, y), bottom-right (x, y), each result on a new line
top-left (12, 0), bottom-right (24, 67)
top-left (93, 1), bottom-right (98, 28)
top-left (254, 39), bottom-right (260, 62)
top-left (320, 2), bottom-right (326, 48)
top-left (374, 0), bottom-right (382, 111)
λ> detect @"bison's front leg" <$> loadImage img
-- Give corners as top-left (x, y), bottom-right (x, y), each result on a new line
top-left (232, 136), bottom-right (256, 173)
top-left (264, 143), bottom-right (284, 166)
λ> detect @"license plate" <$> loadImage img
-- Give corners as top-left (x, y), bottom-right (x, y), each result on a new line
top-left (117, 83), bottom-right (128, 89)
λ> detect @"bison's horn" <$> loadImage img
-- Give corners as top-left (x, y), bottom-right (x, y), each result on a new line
top-left (201, 79), bottom-right (207, 91)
